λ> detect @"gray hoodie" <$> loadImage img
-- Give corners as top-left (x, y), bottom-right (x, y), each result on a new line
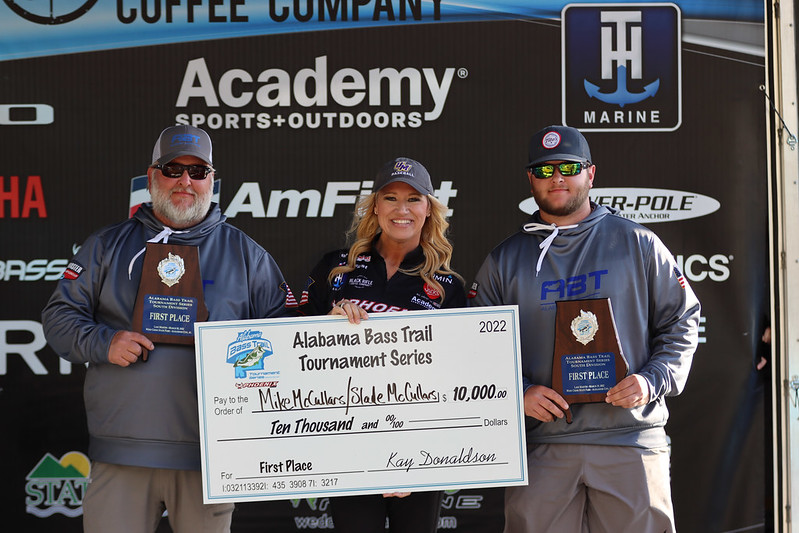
top-left (469, 204), bottom-right (700, 449)
top-left (42, 203), bottom-right (288, 470)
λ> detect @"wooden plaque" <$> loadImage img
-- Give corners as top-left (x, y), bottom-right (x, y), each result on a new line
top-left (551, 298), bottom-right (629, 404)
top-left (131, 242), bottom-right (208, 345)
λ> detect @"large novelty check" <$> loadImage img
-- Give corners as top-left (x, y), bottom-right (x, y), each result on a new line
top-left (194, 305), bottom-right (527, 503)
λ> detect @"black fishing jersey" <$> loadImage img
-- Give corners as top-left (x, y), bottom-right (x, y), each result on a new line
top-left (300, 245), bottom-right (466, 315)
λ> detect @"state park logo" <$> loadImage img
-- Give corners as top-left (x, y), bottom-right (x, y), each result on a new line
top-left (25, 451), bottom-right (91, 518)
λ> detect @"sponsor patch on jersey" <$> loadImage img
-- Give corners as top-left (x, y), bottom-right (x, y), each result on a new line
top-left (423, 282), bottom-right (441, 299)
top-left (467, 281), bottom-right (479, 299)
top-left (332, 272), bottom-right (347, 290)
top-left (62, 261), bottom-right (85, 280)
top-left (349, 275), bottom-right (374, 289)
top-left (673, 266), bottom-right (687, 289)
top-left (281, 281), bottom-right (298, 307)
top-left (298, 276), bottom-right (315, 307)
top-left (411, 295), bottom-right (439, 310)
top-left (433, 273), bottom-right (455, 284)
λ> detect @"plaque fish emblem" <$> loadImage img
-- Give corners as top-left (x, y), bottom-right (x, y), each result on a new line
top-left (570, 310), bottom-right (599, 346)
top-left (157, 253), bottom-right (185, 287)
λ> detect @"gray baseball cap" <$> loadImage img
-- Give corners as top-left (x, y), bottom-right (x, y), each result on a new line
top-left (526, 125), bottom-right (592, 168)
top-left (373, 157), bottom-right (434, 195)
top-left (151, 125), bottom-right (213, 166)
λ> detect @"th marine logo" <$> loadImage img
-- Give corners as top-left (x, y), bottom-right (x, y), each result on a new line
top-left (584, 12), bottom-right (660, 107)
top-left (562, 3), bottom-right (681, 132)
top-left (332, 272), bottom-right (347, 289)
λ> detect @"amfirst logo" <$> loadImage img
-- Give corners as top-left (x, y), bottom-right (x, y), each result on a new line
top-left (223, 180), bottom-right (458, 218)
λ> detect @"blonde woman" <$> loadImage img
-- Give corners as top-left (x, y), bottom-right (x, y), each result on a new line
top-left (298, 157), bottom-right (466, 532)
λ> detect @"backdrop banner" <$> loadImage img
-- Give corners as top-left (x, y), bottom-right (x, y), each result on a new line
top-left (0, 1), bottom-right (768, 531)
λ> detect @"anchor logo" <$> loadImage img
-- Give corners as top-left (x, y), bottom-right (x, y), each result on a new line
top-left (562, 4), bottom-right (681, 131)
top-left (584, 64), bottom-right (660, 107)
top-left (583, 10), bottom-right (660, 107)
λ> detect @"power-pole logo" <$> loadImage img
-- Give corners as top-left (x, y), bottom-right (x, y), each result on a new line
top-left (562, 3), bottom-right (681, 132)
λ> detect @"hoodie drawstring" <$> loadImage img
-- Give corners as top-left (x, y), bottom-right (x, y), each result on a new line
top-left (127, 226), bottom-right (188, 280)
top-left (522, 222), bottom-right (579, 276)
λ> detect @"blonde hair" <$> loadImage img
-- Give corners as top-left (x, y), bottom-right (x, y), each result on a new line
top-left (328, 192), bottom-right (463, 299)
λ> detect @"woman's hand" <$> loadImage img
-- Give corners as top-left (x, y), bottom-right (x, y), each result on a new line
top-left (330, 299), bottom-right (369, 324)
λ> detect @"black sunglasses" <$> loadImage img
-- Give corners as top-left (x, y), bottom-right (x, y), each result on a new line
top-left (528, 162), bottom-right (590, 179)
top-left (154, 163), bottom-right (214, 180)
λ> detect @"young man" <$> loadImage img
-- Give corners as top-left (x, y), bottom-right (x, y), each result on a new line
top-left (469, 125), bottom-right (700, 532)
top-left (42, 125), bottom-right (288, 533)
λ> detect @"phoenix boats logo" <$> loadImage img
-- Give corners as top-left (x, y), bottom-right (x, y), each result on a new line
top-left (562, 3), bottom-right (681, 131)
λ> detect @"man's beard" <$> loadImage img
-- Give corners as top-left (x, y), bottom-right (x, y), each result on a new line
top-left (533, 179), bottom-right (591, 218)
top-left (150, 179), bottom-right (213, 228)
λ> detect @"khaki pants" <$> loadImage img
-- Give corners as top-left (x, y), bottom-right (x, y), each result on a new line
top-left (504, 443), bottom-right (675, 533)
top-left (83, 462), bottom-right (234, 533)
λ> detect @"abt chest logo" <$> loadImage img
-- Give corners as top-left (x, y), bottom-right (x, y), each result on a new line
top-left (562, 3), bottom-right (681, 132)
top-left (541, 270), bottom-right (608, 302)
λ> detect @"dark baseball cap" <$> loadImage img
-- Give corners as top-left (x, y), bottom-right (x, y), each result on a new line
top-left (373, 157), bottom-right (434, 195)
top-left (151, 125), bottom-right (213, 166)
top-left (525, 125), bottom-right (591, 168)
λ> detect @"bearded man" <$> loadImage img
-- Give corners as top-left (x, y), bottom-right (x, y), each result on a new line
top-left (42, 125), bottom-right (289, 533)
top-left (469, 125), bottom-right (701, 533)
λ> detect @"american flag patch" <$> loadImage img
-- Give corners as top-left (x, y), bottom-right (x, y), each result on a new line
top-left (298, 276), bottom-right (314, 307)
top-left (673, 266), bottom-right (687, 288)
top-left (280, 281), bottom-right (298, 308)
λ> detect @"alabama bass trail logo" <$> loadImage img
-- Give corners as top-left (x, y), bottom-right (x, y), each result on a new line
top-left (227, 329), bottom-right (276, 379)
top-left (25, 451), bottom-right (91, 518)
